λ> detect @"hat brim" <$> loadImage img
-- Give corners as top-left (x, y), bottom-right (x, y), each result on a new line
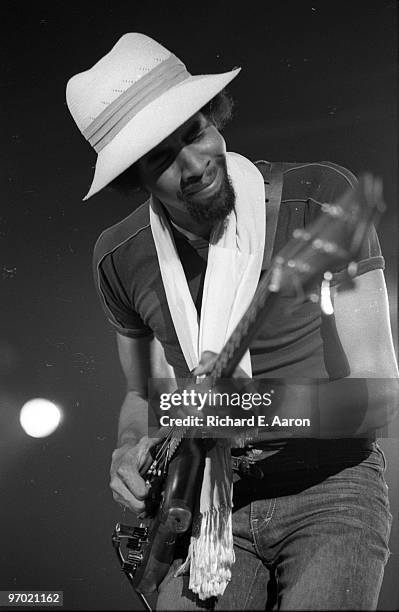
top-left (83, 67), bottom-right (240, 200)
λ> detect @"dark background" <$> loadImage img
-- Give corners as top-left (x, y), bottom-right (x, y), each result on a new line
top-left (1, 1), bottom-right (398, 610)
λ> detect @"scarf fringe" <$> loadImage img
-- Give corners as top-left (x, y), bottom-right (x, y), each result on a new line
top-left (174, 505), bottom-right (235, 601)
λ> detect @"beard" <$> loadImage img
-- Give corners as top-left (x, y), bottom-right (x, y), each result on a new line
top-left (182, 160), bottom-right (236, 225)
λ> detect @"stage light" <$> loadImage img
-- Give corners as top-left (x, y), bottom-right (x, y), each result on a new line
top-left (19, 398), bottom-right (62, 438)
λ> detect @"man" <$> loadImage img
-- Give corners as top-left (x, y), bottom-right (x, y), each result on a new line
top-left (66, 33), bottom-right (398, 610)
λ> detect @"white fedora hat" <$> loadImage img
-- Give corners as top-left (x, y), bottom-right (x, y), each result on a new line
top-left (66, 33), bottom-right (241, 200)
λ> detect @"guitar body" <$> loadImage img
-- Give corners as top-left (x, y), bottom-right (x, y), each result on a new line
top-left (114, 437), bottom-right (206, 596)
top-left (131, 516), bottom-right (177, 595)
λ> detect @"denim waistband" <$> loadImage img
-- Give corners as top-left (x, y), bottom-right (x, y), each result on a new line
top-left (231, 437), bottom-right (376, 479)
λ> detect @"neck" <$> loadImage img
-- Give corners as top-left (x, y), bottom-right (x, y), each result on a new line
top-left (163, 206), bottom-right (213, 240)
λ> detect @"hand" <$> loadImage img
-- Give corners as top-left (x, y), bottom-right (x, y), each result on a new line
top-left (193, 350), bottom-right (250, 379)
top-left (109, 436), bottom-right (160, 514)
top-left (164, 351), bottom-right (255, 437)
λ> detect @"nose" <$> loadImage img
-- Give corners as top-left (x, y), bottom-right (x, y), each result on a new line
top-left (178, 146), bottom-right (209, 185)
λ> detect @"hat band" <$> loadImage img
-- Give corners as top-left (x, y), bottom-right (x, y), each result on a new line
top-left (83, 54), bottom-right (190, 153)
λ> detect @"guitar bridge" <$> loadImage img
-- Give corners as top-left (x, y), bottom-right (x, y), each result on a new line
top-left (112, 523), bottom-right (149, 575)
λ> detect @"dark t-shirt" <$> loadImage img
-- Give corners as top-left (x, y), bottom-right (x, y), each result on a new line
top-left (93, 160), bottom-right (384, 382)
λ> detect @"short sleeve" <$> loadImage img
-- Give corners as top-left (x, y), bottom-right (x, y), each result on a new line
top-left (330, 223), bottom-right (385, 286)
top-left (93, 251), bottom-right (153, 339)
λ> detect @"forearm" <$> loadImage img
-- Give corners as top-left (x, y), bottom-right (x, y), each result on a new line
top-left (111, 390), bottom-right (159, 514)
top-left (244, 375), bottom-right (399, 438)
top-left (117, 390), bottom-right (150, 447)
top-left (326, 269), bottom-right (399, 434)
top-left (317, 375), bottom-right (399, 436)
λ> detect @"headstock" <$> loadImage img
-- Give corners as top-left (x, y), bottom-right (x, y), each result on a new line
top-left (267, 173), bottom-right (386, 303)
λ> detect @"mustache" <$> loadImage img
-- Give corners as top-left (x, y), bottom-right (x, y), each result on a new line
top-left (179, 167), bottom-right (219, 200)
top-left (183, 168), bottom-right (235, 226)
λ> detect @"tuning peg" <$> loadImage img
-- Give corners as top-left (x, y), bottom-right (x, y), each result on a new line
top-left (308, 292), bottom-right (319, 304)
top-left (269, 256), bottom-right (284, 292)
top-left (336, 261), bottom-right (358, 293)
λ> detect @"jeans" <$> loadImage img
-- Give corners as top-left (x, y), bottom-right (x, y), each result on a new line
top-left (156, 441), bottom-right (392, 611)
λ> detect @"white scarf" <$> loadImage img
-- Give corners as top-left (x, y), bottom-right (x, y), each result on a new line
top-left (150, 152), bottom-right (265, 600)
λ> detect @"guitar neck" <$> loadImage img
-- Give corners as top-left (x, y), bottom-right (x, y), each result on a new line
top-left (209, 268), bottom-right (278, 380)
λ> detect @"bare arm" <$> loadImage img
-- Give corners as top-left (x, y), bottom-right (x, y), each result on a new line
top-left (331, 269), bottom-right (398, 378)
top-left (116, 333), bottom-right (152, 446)
top-left (324, 268), bottom-right (399, 434)
top-left (280, 269), bottom-right (399, 437)
top-left (110, 333), bottom-right (174, 513)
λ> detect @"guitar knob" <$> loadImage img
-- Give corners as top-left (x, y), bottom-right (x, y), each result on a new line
top-left (163, 507), bottom-right (192, 533)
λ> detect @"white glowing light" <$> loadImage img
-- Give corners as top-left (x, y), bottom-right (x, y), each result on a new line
top-left (19, 398), bottom-right (62, 438)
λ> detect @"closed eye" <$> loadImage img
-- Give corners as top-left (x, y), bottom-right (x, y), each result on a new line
top-left (189, 130), bottom-right (205, 143)
top-left (185, 118), bottom-right (209, 144)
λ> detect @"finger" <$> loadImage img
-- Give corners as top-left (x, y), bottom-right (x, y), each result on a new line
top-left (193, 350), bottom-right (218, 376)
top-left (136, 447), bottom-right (156, 476)
top-left (147, 435), bottom-right (163, 448)
top-left (115, 464), bottom-right (150, 500)
top-left (124, 437), bottom-right (160, 475)
top-left (110, 477), bottom-right (146, 514)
